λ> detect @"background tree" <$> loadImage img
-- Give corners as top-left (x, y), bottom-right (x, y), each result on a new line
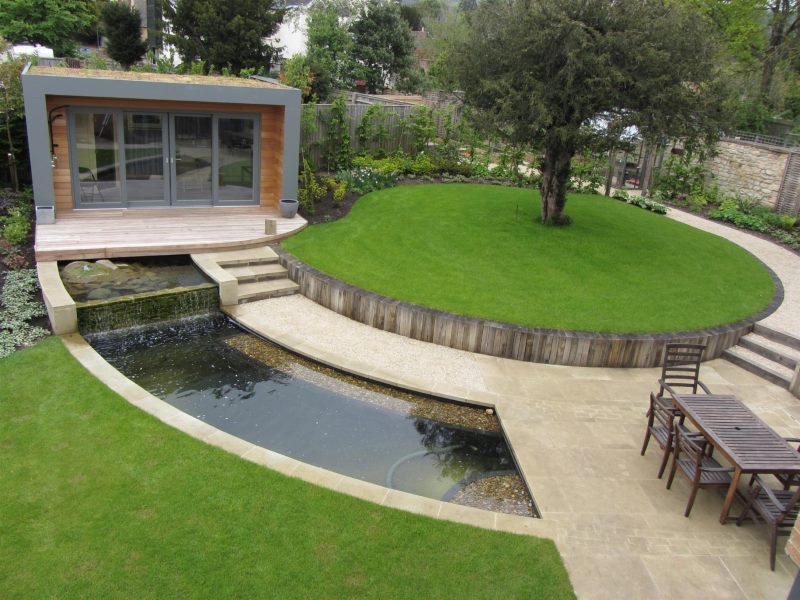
top-left (349, 0), bottom-right (414, 93)
top-left (0, 0), bottom-right (94, 56)
top-left (280, 54), bottom-right (315, 102)
top-left (168, 0), bottom-right (285, 74)
top-left (0, 57), bottom-right (31, 187)
top-left (305, 6), bottom-right (353, 101)
top-left (451, 0), bottom-right (727, 225)
top-left (101, 2), bottom-right (147, 70)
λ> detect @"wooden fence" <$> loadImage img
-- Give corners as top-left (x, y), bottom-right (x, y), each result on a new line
top-left (301, 102), bottom-right (461, 169)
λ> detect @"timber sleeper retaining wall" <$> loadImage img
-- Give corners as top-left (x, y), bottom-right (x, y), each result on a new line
top-left (275, 247), bottom-right (784, 369)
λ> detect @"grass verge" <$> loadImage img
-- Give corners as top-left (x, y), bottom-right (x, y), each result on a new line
top-left (283, 184), bottom-right (775, 333)
top-left (0, 337), bottom-right (574, 599)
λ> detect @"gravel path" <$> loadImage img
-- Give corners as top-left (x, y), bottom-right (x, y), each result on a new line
top-left (666, 208), bottom-right (800, 335)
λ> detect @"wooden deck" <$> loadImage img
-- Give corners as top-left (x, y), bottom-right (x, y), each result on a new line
top-left (35, 207), bottom-right (307, 261)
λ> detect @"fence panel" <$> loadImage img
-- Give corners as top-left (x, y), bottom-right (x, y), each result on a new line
top-left (301, 102), bottom-right (461, 169)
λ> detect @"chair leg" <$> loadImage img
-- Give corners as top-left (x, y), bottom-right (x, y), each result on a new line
top-left (684, 484), bottom-right (700, 517)
top-left (657, 445), bottom-right (671, 479)
top-left (666, 454), bottom-right (678, 489)
top-left (640, 428), bottom-right (652, 456)
top-left (769, 525), bottom-right (778, 571)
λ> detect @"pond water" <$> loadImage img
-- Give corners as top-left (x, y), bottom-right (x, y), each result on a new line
top-left (88, 316), bottom-right (536, 516)
top-left (60, 256), bottom-right (209, 303)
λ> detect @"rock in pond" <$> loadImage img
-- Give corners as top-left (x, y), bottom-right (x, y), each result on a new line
top-left (86, 287), bottom-right (114, 301)
top-left (95, 259), bottom-right (119, 270)
top-left (61, 261), bottom-right (114, 283)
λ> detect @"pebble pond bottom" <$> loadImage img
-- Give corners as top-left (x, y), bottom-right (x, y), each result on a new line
top-left (88, 316), bottom-right (536, 517)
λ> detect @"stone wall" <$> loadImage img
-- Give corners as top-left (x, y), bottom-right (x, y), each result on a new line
top-left (705, 139), bottom-right (790, 208)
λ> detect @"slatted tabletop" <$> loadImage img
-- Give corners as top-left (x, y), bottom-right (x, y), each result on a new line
top-left (674, 393), bottom-right (800, 523)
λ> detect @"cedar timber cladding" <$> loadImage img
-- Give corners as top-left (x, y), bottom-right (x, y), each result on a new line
top-left (46, 97), bottom-right (286, 212)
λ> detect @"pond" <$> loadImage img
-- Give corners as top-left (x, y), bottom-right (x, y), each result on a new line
top-left (88, 315), bottom-right (536, 517)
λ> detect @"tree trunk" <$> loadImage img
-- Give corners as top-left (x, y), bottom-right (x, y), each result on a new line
top-left (539, 142), bottom-right (574, 225)
top-left (604, 147), bottom-right (614, 196)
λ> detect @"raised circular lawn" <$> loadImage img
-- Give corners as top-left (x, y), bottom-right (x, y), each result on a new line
top-left (283, 184), bottom-right (776, 333)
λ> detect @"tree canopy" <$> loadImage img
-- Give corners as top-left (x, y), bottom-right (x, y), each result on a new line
top-left (101, 2), bottom-right (147, 69)
top-left (168, 0), bottom-right (285, 74)
top-left (349, 0), bottom-right (415, 94)
top-left (306, 6), bottom-right (354, 101)
top-left (0, 0), bottom-right (95, 56)
top-left (451, 0), bottom-right (727, 225)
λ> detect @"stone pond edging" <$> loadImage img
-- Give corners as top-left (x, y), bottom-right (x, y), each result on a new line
top-left (275, 247), bottom-right (784, 369)
top-left (59, 333), bottom-right (552, 539)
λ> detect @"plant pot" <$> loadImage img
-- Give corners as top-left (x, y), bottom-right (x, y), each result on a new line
top-left (279, 198), bottom-right (299, 218)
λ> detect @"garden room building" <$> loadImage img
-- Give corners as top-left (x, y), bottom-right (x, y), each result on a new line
top-left (21, 65), bottom-right (302, 260)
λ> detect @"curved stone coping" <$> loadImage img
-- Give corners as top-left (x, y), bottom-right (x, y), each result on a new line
top-left (60, 332), bottom-right (553, 539)
top-left (275, 247), bottom-right (784, 368)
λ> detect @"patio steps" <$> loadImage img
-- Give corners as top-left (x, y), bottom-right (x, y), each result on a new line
top-left (722, 324), bottom-right (800, 390)
top-left (191, 245), bottom-right (298, 305)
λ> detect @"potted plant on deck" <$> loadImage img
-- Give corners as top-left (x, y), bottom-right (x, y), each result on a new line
top-left (279, 198), bottom-right (299, 218)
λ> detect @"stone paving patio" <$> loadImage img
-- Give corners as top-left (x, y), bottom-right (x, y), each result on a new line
top-left (225, 209), bottom-right (800, 599)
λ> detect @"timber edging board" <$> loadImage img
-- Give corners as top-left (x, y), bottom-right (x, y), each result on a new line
top-left (275, 247), bottom-right (784, 368)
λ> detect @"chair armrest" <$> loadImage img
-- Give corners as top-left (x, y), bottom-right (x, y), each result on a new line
top-left (659, 380), bottom-right (678, 399)
top-left (697, 381), bottom-right (712, 394)
top-left (784, 438), bottom-right (800, 444)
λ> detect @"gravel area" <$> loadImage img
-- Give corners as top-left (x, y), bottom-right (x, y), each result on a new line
top-left (666, 208), bottom-right (800, 335)
top-left (225, 333), bottom-right (501, 433)
top-left (449, 474), bottom-right (535, 517)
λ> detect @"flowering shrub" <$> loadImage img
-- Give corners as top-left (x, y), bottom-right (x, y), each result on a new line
top-left (338, 166), bottom-right (397, 195)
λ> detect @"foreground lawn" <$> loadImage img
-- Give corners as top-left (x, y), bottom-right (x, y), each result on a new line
top-left (284, 184), bottom-right (774, 333)
top-left (0, 338), bottom-right (574, 599)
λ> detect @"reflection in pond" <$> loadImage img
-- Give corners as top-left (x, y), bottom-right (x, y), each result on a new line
top-left (88, 315), bottom-right (536, 516)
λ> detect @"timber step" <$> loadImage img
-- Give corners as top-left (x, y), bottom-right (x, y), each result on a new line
top-left (214, 246), bottom-right (280, 267)
top-left (753, 323), bottom-right (800, 352)
top-left (722, 346), bottom-right (793, 389)
top-left (237, 279), bottom-right (299, 303)
top-left (224, 263), bottom-right (288, 283)
top-left (738, 333), bottom-right (800, 370)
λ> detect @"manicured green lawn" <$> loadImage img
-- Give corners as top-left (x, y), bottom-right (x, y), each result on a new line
top-left (0, 338), bottom-right (574, 599)
top-left (284, 184), bottom-right (775, 333)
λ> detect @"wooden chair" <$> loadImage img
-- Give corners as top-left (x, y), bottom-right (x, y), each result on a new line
top-left (777, 438), bottom-right (800, 489)
top-left (655, 343), bottom-right (711, 407)
top-left (641, 343), bottom-right (711, 474)
top-left (641, 392), bottom-right (695, 478)
top-left (667, 426), bottom-right (733, 517)
top-left (737, 475), bottom-right (800, 571)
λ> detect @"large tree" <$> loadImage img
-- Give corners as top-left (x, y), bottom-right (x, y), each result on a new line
top-left (101, 2), bottom-right (147, 69)
top-left (0, 0), bottom-right (94, 56)
top-left (168, 0), bottom-right (285, 74)
top-left (452, 0), bottom-right (726, 225)
top-left (305, 6), bottom-right (354, 101)
top-left (349, 0), bottom-right (415, 94)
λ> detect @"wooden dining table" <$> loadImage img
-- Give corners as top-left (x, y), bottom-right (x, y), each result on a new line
top-left (673, 393), bottom-right (800, 524)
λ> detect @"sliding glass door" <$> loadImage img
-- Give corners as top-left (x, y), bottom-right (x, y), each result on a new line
top-left (123, 112), bottom-right (169, 207)
top-left (70, 109), bottom-right (259, 208)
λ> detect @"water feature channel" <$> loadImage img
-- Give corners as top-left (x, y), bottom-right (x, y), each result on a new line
top-left (88, 315), bottom-right (536, 516)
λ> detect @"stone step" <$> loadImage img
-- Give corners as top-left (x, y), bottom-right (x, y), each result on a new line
top-left (722, 346), bottom-right (792, 389)
top-left (753, 323), bottom-right (800, 352)
top-left (213, 246), bottom-right (279, 267)
top-left (738, 333), bottom-right (800, 370)
top-left (237, 278), bottom-right (299, 303)
top-left (224, 263), bottom-right (288, 283)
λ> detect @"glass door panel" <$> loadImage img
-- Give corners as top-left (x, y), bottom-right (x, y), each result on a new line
top-left (123, 112), bottom-right (169, 206)
top-left (218, 117), bottom-right (256, 204)
top-left (73, 111), bottom-right (122, 207)
top-left (172, 115), bottom-right (213, 205)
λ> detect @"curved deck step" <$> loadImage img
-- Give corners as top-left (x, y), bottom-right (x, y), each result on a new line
top-left (722, 346), bottom-right (792, 389)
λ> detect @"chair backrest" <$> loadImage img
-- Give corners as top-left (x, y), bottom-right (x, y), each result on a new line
top-left (674, 426), bottom-right (705, 467)
top-left (659, 343), bottom-right (706, 396)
